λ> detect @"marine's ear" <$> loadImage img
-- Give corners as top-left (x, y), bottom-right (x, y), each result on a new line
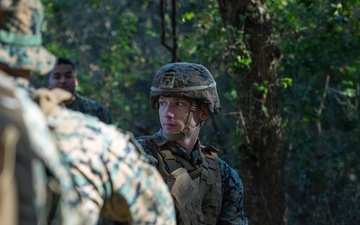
top-left (200, 104), bottom-right (210, 121)
top-left (74, 75), bottom-right (79, 87)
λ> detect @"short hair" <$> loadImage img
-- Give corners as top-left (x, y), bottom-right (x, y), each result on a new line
top-left (56, 57), bottom-right (76, 70)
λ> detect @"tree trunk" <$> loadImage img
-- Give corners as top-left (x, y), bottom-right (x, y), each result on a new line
top-left (217, 0), bottom-right (285, 224)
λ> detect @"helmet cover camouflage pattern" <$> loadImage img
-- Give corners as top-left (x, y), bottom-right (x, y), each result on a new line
top-left (0, 0), bottom-right (56, 75)
top-left (150, 62), bottom-right (221, 114)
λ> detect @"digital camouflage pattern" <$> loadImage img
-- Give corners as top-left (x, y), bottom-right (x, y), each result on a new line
top-left (0, 74), bottom-right (29, 225)
top-left (0, 72), bottom-right (86, 225)
top-left (137, 131), bottom-right (248, 225)
top-left (0, 0), bottom-right (56, 74)
top-left (66, 93), bottom-right (112, 124)
top-left (46, 107), bottom-right (175, 225)
top-left (150, 62), bottom-right (221, 114)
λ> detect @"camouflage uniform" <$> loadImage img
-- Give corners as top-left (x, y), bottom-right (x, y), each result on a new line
top-left (0, 0), bottom-right (85, 224)
top-left (0, 74), bottom-right (36, 225)
top-left (67, 93), bottom-right (112, 124)
top-left (0, 0), bottom-right (176, 224)
top-left (137, 62), bottom-right (248, 225)
top-left (2, 73), bottom-right (85, 225)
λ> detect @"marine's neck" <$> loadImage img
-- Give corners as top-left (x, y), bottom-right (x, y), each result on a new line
top-left (174, 131), bottom-right (199, 154)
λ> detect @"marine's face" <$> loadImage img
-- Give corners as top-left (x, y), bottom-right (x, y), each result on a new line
top-left (47, 64), bottom-right (77, 94)
top-left (158, 96), bottom-right (203, 134)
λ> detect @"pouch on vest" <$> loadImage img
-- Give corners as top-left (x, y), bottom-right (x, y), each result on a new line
top-left (168, 167), bottom-right (203, 225)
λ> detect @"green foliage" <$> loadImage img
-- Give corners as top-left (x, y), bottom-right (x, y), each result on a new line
top-left (41, 0), bottom-right (168, 134)
top-left (270, 0), bottom-right (360, 223)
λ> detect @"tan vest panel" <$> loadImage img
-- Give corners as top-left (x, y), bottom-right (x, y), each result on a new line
top-left (145, 138), bottom-right (223, 225)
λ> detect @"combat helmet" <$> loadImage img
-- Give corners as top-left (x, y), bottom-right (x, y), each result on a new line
top-left (150, 62), bottom-right (221, 140)
top-left (0, 0), bottom-right (56, 75)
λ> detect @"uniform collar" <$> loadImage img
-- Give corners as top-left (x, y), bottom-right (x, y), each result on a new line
top-left (155, 129), bottom-right (202, 164)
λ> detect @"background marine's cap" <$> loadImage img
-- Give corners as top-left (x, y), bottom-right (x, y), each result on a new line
top-left (0, 0), bottom-right (56, 75)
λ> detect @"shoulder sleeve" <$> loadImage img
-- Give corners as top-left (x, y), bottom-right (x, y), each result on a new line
top-left (97, 106), bottom-right (112, 124)
top-left (74, 94), bottom-right (112, 124)
top-left (50, 109), bottom-right (175, 224)
top-left (88, 98), bottom-right (112, 124)
top-left (218, 158), bottom-right (248, 225)
top-left (136, 138), bottom-right (159, 166)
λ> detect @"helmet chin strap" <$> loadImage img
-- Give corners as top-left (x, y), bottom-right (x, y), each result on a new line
top-left (162, 101), bottom-right (203, 141)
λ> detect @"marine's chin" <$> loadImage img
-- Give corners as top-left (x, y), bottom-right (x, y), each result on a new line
top-left (162, 126), bottom-right (180, 134)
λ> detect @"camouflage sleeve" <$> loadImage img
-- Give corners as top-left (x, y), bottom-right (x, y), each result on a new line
top-left (69, 94), bottom-right (112, 124)
top-left (51, 109), bottom-right (175, 225)
top-left (85, 96), bottom-right (112, 124)
top-left (218, 158), bottom-right (248, 225)
top-left (136, 138), bottom-right (159, 166)
top-left (15, 88), bottom-right (85, 225)
top-left (96, 105), bottom-right (112, 124)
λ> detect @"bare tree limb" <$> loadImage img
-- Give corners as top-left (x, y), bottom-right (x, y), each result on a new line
top-left (317, 75), bottom-right (330, 134)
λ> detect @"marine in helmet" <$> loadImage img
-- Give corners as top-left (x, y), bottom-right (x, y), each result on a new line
top-left (137, 62), bottom-right (248, 225)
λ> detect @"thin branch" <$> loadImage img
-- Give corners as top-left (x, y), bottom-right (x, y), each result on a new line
top-left (171, 0), bottom-right (178, 62)
top-left (160, 0), bottom-right (180, 61)
top-left (160, 0), bottom-right (172, 52)
top-left (316, 75), bottom-right (330, 134)
top-left (239, 109), bottom-right (251, 145)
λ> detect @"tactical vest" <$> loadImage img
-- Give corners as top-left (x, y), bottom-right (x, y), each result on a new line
top-left (141, 136), bottom-right (223, 225)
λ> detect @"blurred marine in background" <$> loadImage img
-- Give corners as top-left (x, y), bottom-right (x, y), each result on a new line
top-left (47, 57), bottom-right (112, 124)
top-left (0, 0), bottom-right (175, 224)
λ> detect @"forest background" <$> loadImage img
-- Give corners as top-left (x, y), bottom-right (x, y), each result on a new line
top-left (32, 0), bottom-right (360, 224)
